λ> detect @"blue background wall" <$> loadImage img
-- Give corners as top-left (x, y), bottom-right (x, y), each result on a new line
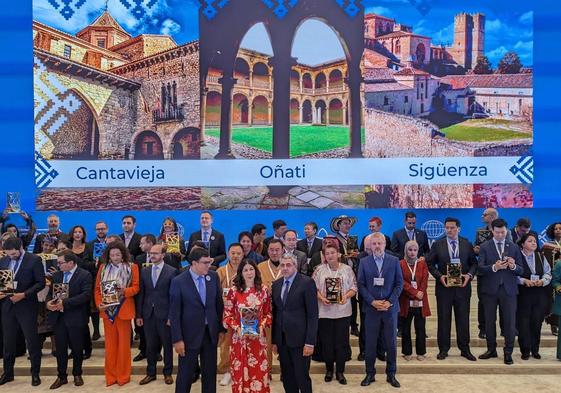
top-left (0, 1), bottom-right (560, 246)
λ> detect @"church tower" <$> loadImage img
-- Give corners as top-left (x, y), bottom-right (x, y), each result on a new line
top-left (450, 13), bottom-right (485, 70)
top-left (76, 9), bottom-right (131, 49)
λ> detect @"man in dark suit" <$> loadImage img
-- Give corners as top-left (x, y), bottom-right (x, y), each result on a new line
top-left (272, 253), bottom-right (318, 393)
top-left (358, 233), bottom-right (402, 388)
top-left (32, 214), bottom-right (69, 253)
top-left (169, 247), bottom-right (224, 393)
top-left (477, 218), bottom-right (523, 365)
top-left (360, 216), bottom-right (392, 252)
top-left (296, 222), bottom-right (322, 272)
top-left (0, 237), bottom-right (45, 386)
top-left (427, 217), bottom-right (478, 361)
top-left (119, 215), bottom-right (142, 260)
top-left (283, 230), bottom-right (308, 275)
top-left (46, 250), bottom-right (92, 389)
top-left (510, 217), bottom-right (539, 245)
top-left (391, 211), bottom-right (430, 259)
top-left (136, 234), bottom-right (177, 270)
top-left (186, 211), bottom-right (226, 269)
top-left (137, 243), bottom-right (178, 386)
top-left (263, 219), bottom-right (287, 259)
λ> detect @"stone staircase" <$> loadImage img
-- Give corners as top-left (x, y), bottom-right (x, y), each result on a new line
top-left (14, 285), bottom-right (561, 376)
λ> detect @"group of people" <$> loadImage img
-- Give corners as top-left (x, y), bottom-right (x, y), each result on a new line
top-left (0, 208), bottom-right (561, 392)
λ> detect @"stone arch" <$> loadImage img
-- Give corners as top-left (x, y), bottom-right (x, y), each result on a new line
top-left (395, 39), bottom-right (401, 55)
top-left (252, 62), bottom-right (270, 89)
top-left (290, 69), bottom-right (300, 91)
top-left (233, 93), bottom-right (249, 125)
top-left (314, 72), bottom-right (327, 90)
top-left (134, 130), bottom-right (164, 160)
top-left (252, 95), bottom-right (269, 125)
top-left (205, 91), bottom-right (221, 127)
top-left (234, 57), bottom-right (250, 86)
top-left (302, 99), bottom-right (313, 124)
top-left (171, 127), bottom-right (200, 159)
top-left (416, 42), bottom-right (426, 64)
top-left (329, 69), bottom-right (343, 90)
top-left (329, 98), bottom-right (343, 125)
top-left (314, 100), bottom-right (327, 125)
top-left (290, 98), bottom-right (299, 124)
top-left (46, 88), bottom-right (100, 159)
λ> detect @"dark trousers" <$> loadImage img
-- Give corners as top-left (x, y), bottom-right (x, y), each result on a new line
top-left (135, 321), bottom-right (146, 354)
top-left (91, 312), bottom-right (100, 334)
top-left (436, 287), bottom-right (471, 353)
top-left (175, 328), bottom-right (216, 393)
top-left (54, 321), bottom-right (85, 378)
top-left (478, 279), bottom-right (504, 333)
top-left (278, 336), bottom-right (312, 393)
top-left (364, 310), bottom-right (397, 376)
top-left (83, 324), bottom-right (92, 355)
top-left (2, 305), bottom-right (41, 377)
top-left (319, 317), bottom-right (350, 373)
top-left (401, 308), bottom-right (426, 356)
top-left (144, 316), bottom-right (173, 377)
top-left (482, 286), bottom-right (517, 354)
top-left (351, 296), bottom-right (358, 329)
top-left (517, 289), bottom-right (548, 355)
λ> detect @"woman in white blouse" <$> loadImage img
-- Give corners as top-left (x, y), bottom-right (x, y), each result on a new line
top-left (312, 244), bottom-right (357, 385)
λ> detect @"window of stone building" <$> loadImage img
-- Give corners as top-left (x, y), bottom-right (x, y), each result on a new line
top-left (63, 44), bottom-right (72, 59)
top-left (160, 81), bottom-right (178, 118)
top-left (97, 39), bottom-right (106, 49)
top-left (404, 96), bottom-right (409, 103)
top-left (384, 96), bottom-right (389, 105)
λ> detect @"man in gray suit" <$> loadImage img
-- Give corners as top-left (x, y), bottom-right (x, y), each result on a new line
top-left (283, 230), bottom-right (308, 276)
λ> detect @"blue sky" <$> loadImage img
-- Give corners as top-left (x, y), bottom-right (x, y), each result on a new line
top-left (34, 0), bottom-right (533, 66)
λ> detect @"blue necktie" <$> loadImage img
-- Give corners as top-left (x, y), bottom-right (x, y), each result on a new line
top-left (197, 276), bottom-right (206, 306)
top-left (152, 265), bottom-right (159, 287)
top-left (450, 240), bottom-right (457, 256)
top-left (203, 231), bottom-right (209, 248)
top-left (11, 260), bottom-right (20, 274)
top-left (63, 271), bottom-right (71, 284)
top-left (281, 280), bottom-right (290, 305)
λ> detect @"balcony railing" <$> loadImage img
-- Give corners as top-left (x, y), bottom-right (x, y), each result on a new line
top-left (302, 87), bottom-right (314, 94)
top-left (253, 79), bottom-right (271, 89)
top-left (153, 107), bottom-right (183, 123)
top-left (315, 87), bottom-right (327, 94)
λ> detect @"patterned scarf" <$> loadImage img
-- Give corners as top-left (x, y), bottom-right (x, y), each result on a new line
top-left (100, 262), bottom-right (132, 323)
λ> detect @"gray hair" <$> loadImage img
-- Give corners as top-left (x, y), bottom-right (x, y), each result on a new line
top-left (280, 253), bottom-right (297, 266)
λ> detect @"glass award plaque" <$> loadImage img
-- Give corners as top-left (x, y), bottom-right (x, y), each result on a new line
top-left (93, 242), bottom-right (107, 260)
top-left (0, 269), bottom-right (15, 295)
top-left (325, 277), bottom-right (342, 304)
top-left (6, 192), bottom-right (21, 213)
top-left (53, 283), bottom-right (69, 302)
top-left (346, 235), bottom-right (359, 256)
top-left (165, 233), bottom-right (181, 254)
top-left (446, 263), bottom-right (463, 287)
top-left (101, 280), bottom-right (121, 306)
top-left (142, 262), bottom-right (153, 269)
top-left (476, 229), bottom-right (492, 245)
top-left (240, 306), bottom-right (259, 336)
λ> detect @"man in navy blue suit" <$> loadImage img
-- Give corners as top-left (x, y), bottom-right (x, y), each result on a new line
top-left (477, 218), bottom-right (523, 365)
top-left (358, 232), bottom-right (403, 388)
top-left (271, 253), bottom-right (318, 393)
top-left (0, 237), bottom-right (45, 386)
top-left (46, 250), bottom-right (92, 389)
top-left (137, 243), bottom-right (178, 386)
top-left (169, 247), bottom-right (224, 393)
top-left (390, 211), bottom-right (430, 259)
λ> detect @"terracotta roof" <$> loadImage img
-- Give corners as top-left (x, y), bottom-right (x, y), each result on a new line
top-left (394, 67), bottom-right (430, 76)
top-left (377, 31), bottom-right (431, 40)
top-left (76, 10), bottom-right (131, 38)
top-left (364, 67), bottom-right (396, 82)
top-left (364, 82), bottom-right (413, 93)
top-left (439, 74), bottom-right (533, 89)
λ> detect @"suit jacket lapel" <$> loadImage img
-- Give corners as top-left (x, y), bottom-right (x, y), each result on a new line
top-left (285, 274), bottom-right (300, 307)
top-left (186, 271), bottom-right (204, 306)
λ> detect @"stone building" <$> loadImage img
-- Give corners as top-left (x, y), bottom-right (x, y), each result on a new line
top-left (33, 10), bottom-right (200, 161)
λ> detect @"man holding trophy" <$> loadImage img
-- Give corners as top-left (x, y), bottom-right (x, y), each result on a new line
top-left (46, 250), bottom-right (92, 389)
top-left (0, 237), bottom-right (45, 386)
top-left (427, 218), bottom-right (478, 361)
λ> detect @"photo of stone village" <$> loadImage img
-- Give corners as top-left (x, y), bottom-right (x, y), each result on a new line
top-left (33, 1), bottom-right (533, 210)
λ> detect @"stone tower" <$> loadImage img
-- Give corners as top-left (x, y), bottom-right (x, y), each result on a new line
top-left (450, 13), bottom-right (485, 70)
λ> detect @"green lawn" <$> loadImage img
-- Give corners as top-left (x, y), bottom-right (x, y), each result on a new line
top-left (206, 125), bottom-right (365, 156)
top-left (441, 122), bottom-right (529, 142)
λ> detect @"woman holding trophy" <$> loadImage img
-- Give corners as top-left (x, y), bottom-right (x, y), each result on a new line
top-left (94, 242), bottom-right (139, 386)
top-left (159, 216), bottom-right (186, 269)
top-left (312, 243), bottom-right (357, 385)
top-left (223, 259), bottom-right (272, 393)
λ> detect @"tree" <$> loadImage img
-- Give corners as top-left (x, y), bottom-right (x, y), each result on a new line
top-left (497, 52), bottom-right (523, 74)
top-left (473, 55), bottom-right (493, 74)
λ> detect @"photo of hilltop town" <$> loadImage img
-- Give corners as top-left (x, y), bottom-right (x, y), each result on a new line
top-left (33, 0), bottom-right (533, 210)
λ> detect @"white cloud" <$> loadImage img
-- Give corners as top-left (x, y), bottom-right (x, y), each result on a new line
top-left (514, 40), bottom-right (533, 52)
top-left (519, 11), bottom-right (533, 25)
top-left (365, 6), bottom-right (394, 18)
top-left (487, 46), bottom-right (508, 62)
top-left (486, 19), bottom-right (503, 32)
top-left (431, 23), bottom-right (454, 46)
top-left (160, 18), bottom-right (181, 36)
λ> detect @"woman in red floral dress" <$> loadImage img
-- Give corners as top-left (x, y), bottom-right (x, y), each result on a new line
top-left (224, 259), bottom-right (272, 393)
